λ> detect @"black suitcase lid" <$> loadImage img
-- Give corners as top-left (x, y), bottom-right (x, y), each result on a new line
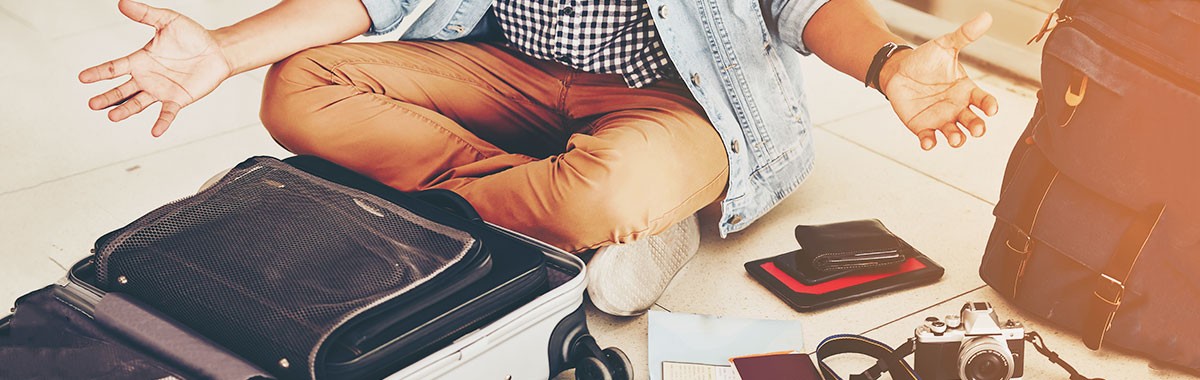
top-left (88, 156), bottom-right (493, 380)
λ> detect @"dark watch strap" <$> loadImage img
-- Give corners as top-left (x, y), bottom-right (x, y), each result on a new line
top-left (866, 42), bottom-right (914, 99)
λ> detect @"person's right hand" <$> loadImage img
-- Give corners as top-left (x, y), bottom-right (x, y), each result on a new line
top-left (79, 0), bottom-right (231, 137)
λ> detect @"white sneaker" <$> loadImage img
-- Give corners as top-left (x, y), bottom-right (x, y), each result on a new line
top-left (586, 214), bottom-right (701, 316)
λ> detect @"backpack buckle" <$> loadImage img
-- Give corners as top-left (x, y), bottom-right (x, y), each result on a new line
top-left (1094, 273), bottom-right (1126, 306)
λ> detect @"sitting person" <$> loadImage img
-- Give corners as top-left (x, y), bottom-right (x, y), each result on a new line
top-left (80, 0), bottom-right (998, 316)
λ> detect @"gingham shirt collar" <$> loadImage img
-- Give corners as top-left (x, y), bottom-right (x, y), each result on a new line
top-left (493, 0), bottom-right (676, 88)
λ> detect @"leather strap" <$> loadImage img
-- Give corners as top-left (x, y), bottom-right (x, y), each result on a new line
top-left (1001, 153), bottom-right (1059, 298)
top-left (814, 335), bottom-right (917, 380)
top-left (865, 43), bottom-right (913, 99)
top-left (1082, 204), bottom-right (1166, 350)
top-left (1027, 331), bottom-right (1105, 380)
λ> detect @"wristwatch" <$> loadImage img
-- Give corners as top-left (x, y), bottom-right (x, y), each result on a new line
top-left (866, 42), bottom-right (914, 98)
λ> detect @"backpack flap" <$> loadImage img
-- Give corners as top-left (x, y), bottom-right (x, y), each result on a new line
top-left (981, 149), bottom-right (1198, 360)
top-left (1035, 3), bottom-right (1200, 242)
top-left (985, 146), bottom-right (1143, 311)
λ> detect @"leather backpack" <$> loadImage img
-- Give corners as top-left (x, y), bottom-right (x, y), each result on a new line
top-left (979, 0), bottom-right (1200, 372)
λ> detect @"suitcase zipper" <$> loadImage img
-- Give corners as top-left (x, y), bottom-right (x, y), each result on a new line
top-left (398, 267), bottom-right (547, 351)
top-left (324, 264), bottom-right (549, 374)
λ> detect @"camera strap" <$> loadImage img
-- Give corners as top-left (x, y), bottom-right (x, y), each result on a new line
top-left (813, 332), bottom-right (1103, 380)
top-left (1024, 331), bottom-right (1104, 380)
top-left (813, 334), bottom-right (917, 380)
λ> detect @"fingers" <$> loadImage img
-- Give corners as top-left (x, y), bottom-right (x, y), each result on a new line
top-left (151, 102), bottom-right (182, 137)
top-left (958, 108), bottom-right (986, 138)
top-left (917, 130), bottom-right (937, 151)
top-left (89, 80), bottom-right (139, 110)
top-left (108, 92), bottom-right (156, 122)
top-left (938, 12), bottom-right (993, 50)
top-left (940, 122), bottom-right (966, 148)
top-left (970, 86), bottom-right (999, 116)
top-left (916, 110), bottom-right (988, 151)
top-left (118, 0), bottom-right (175, 29)
top-left (79, 56), bottom-right (131, 83)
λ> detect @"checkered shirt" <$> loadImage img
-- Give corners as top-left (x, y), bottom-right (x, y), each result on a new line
top-left (493, 0), bottom-right (676, 88)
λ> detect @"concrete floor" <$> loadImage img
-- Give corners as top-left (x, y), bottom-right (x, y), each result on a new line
top-left (0, 1), bottom-right (1194, 379)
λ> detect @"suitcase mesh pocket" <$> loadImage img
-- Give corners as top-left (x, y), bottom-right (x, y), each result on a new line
top-left (92, 157), bottom-right (477, 379)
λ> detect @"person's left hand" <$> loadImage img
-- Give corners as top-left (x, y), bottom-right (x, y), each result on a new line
top-left (882, 13), bottom-right (999, 150)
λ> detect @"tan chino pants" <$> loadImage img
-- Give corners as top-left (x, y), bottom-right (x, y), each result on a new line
top-left (260, 41), bottom-right (728, 253)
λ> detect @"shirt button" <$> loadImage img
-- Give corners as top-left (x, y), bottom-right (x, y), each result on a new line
top-left (690, 73), bottom-right (701, 86)
top-left (658, 5), bottom-right (668, 18)
top-left (730, 140), bottom-right (741, 154)
top-left (727, 215), bottom-right (743, 225)
top-left (560, 6), bottom-right (574, 16)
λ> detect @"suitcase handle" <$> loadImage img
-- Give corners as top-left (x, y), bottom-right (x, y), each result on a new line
top-left (412, 189), bottom-right (483, 223)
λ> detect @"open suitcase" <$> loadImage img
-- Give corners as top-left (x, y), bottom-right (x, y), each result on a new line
top-left (0, 156), bottom-right (631, 380)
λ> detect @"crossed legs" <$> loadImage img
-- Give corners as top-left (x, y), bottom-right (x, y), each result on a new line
top-left (260, 41), bottom-right (728, 253)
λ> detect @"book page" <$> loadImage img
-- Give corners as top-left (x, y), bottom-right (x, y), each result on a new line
top-left (662, 361), bottom-right (741, 380)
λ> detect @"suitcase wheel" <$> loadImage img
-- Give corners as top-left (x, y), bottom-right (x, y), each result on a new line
top-left (571, 335), bottom-right (633, 380)
top-left (575, 356), bottom-right (612, 380)
top-left (600, 347), bottom-right (632, 380)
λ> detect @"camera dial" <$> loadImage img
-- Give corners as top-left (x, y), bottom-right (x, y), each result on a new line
top-left (924, 317), bottom-right (940, 332)
top-left (931, 321), bottom-right (948, 335)
top-left (945, 315), bottom-right (962, 329)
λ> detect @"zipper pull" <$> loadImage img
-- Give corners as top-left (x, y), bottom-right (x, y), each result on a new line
top-left (1064, 75), bottom-right (1088, 107)
top-left (1028, 10), bottom-right (1074, 45)
top-left (1029, 11), bottom-right (1057, 44)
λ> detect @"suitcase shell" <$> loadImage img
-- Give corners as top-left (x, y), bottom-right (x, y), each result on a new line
top-left (388, 223), bottom-right (592, 380)
top-left (4, 157), bottom-right (629, 380)
top-left (49, 222), bottom-right (598, 380)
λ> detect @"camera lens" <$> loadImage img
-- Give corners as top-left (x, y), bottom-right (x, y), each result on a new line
top-left (958, 337), bottom-right (1014, 380)
top-left (965, 351), bottom-right (1009, 380)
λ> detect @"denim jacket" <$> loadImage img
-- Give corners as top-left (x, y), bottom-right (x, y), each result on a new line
top-left (361, 0), bottom-right (830, 237)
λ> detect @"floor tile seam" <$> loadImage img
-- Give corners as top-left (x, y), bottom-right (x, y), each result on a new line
top-left (856, 284), bottom-right (987, 337)
top-left (812, 104), bottom-right (894, 129)
top-left (815, 124), bottom-right (998, 207)
top-left (0, 121), bottom-right (264, 197)
top-left (0, 6), bottom-right (37, 31)
top-left (47, 256), bottom-right (68, 272)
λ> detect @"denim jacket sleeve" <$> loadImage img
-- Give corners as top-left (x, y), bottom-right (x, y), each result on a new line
top-left (359, 0), bottom-right (421, 35)
top-left (761, 0), bottom-right (831, 55)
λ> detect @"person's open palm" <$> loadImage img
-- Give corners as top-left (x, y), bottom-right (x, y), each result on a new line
top-left (79, 0), bottom-right (230, 137)
top-left (885, 13), bottom-right (999, 150)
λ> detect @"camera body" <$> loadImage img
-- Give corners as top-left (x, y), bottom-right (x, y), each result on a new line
top-left (913, 302), bottom-right (1025, 380)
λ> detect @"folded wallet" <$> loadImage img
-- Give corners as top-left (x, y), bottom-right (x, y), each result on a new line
top-left (774, 220), bottom-right (909, 285)
top-left (746, 220), bottom-right (944, 311)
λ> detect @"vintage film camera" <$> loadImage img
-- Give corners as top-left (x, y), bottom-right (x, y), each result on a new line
top-left (913, 302), bottom-right (1025, 380)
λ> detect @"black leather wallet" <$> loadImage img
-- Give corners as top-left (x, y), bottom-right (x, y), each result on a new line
top-left (746, 218), bottom-right (943, 311)
top-left (773, 220), bottom-right (908, 285)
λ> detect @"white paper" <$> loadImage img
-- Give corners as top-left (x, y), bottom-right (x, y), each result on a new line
top-left (661, 361), bottom-right (741, 380)
top-left (648, 310), bottom-right (804, 380)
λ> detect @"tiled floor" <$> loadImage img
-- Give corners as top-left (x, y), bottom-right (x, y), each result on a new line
top-left (0, 1), bottom-right (1194, 379)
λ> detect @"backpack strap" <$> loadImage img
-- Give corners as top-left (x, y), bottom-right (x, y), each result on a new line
top-left (1083, 204), bottom-right (1166, 350)
top-left (993, 97), bottom-right (1058, 299)
top-left (814, 335), bottom-right (917, 380)
top-left (1001, 154), bottom-right (1058, 299)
